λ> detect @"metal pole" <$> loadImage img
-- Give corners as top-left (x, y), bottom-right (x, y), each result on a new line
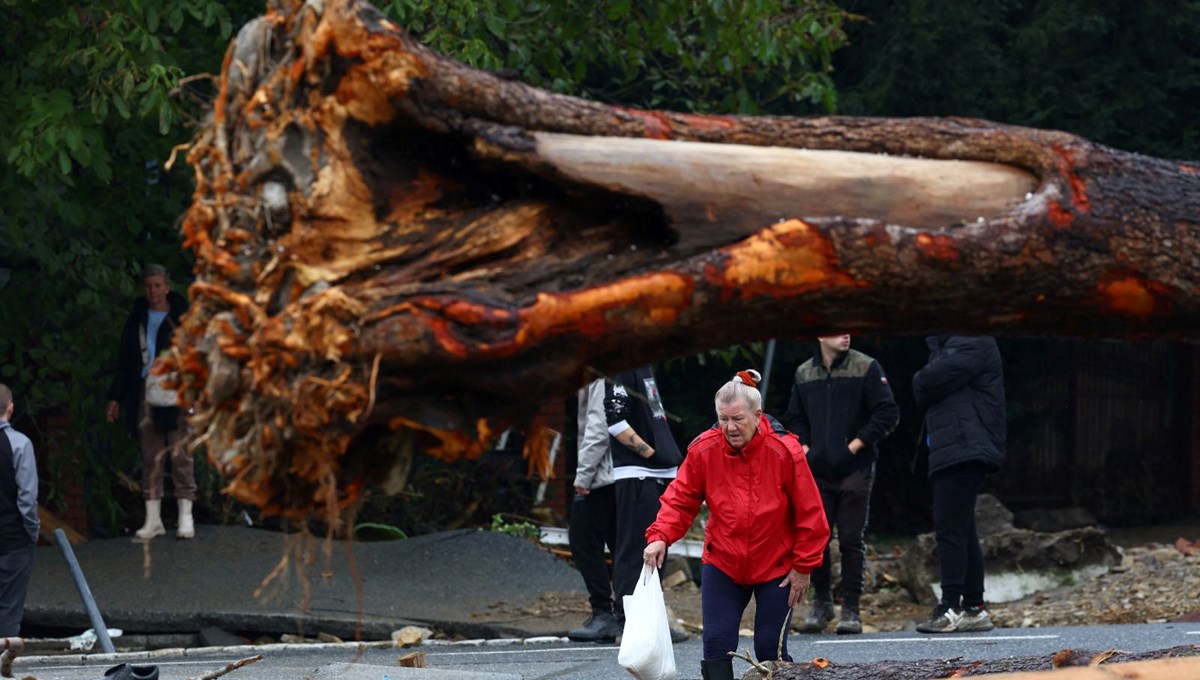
top-left (760, 339), bottom-right (778, 404)
top-left (53, 529), bottom-right (115, 654)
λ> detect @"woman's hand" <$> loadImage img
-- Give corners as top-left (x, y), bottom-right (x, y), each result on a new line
top-left (643, 540), bottom-right (667, 569)
top-left (779, 569), bottom-right (810, 608)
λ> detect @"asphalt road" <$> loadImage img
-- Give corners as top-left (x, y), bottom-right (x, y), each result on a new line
top-left (17, 622), bottom-right (1199, 680)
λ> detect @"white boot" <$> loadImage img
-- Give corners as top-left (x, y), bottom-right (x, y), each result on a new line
top-left (134, 499), bottom-right (165, 540)
top-left (177, 498), bottom-right (195, 539)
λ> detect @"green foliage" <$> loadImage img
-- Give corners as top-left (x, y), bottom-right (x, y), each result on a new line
top-left (489, 513), bottom-right (541, 540)
top-left (380, 0), bottom-right (849, 114)
top-left (833, 0), bottom-right (1200, 160)
top-left (0, 0), bottom-right (262, 530)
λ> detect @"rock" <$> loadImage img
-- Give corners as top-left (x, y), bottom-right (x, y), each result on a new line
top-left (392, 625), bottom-right (433, 647)
top-left (975, 494), bottom-right (1015, 535)
top-left (1013, 506), bottom-right (1098, 533)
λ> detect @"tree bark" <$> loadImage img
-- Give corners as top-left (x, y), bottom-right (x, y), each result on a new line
top-left (765, 645), bottom-right (1200, 679)
top-left (176, 0), bottom-right (1200, 516)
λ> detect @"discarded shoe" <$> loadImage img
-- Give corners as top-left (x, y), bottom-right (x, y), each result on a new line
top-left (799, 598), bottom-right (834, 633)
top-left (101, 663), bottom-right (160, 680)
top-left (567, 611), bottom-right (620, 642)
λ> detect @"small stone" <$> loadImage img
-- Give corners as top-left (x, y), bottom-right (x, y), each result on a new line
top-left (392, 626), bottom-right (433, 648)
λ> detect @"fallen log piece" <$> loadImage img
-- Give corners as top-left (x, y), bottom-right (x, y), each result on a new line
top-left (176, 0), bottom-right (1200, 518)
top-left (762, 645), bottom-right (1200, 679)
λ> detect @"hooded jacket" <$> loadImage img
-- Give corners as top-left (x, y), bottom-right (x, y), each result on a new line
top-left (784, 348), bottom-right (899, 480)
top-left (645, 415), bottom-right (829, 586)
top-left (913, 335), bottom-right (1006, 476)
top-left (107, 290), bottom-right (189, 436)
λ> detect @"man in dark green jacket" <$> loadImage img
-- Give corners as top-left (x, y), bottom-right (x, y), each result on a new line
top-left (784, 335), bottom-right (899, 634)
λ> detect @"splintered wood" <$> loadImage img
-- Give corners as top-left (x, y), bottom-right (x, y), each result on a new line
top-left (175, 0), bottom-right (1200, 519)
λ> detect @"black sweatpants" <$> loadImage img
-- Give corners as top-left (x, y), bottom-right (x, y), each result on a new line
top-left (612, 476), bottom-right (671, 618)
top-left (931, 461), bottom-right (990, 609)
top-left (810, 466), bottom-right (874, 607)
top-left (568, 483), bottom-right (617, 614)
top-left (0, 543), bottom-right (34, 637)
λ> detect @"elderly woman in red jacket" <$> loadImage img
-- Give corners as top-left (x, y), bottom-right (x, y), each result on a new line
top-left (643, 370), bottom-right (828, 680)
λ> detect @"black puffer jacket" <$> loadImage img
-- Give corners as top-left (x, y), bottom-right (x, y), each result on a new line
top-left (106, 291), bottom-right (189, 436)
top-left (913, 336), bottom-right (1006, 477)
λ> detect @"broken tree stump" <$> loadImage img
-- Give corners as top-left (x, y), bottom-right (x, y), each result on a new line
top-left (760, 645), bottom-right (1200, 679)
top-left (175, 0), bottom-right (1200, 518)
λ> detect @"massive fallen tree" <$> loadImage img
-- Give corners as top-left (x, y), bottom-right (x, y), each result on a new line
top-left (173, 0), bottom-right (1200, 518)
top-left (760, 644), bottom-right (1200, 679)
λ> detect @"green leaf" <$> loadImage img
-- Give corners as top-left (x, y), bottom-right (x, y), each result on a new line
top-left (57, 149), bottom-right (72, 175)
top-left (167, 6), bottom-right (184, 32)
top-left (112, 93), bottom-right (130, 119)
top-left (147, 6), bottom-right (160, 33)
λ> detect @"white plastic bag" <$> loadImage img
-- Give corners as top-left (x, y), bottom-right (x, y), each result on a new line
top-left (617, 564), bottom-right (676, 680)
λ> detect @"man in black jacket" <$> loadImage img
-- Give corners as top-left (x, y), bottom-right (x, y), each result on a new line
top-left (604, 366), bottom-right (684, 638)
top-left (785, 334), bottom-right (899, 634)
top-left (913, 335), bottom-right (1006, 634)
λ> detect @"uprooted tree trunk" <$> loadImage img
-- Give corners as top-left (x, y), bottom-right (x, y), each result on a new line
top-left (760, 645), bottom-right (1200, 679)
top-left (174, 0), bottom-right (1200, 518)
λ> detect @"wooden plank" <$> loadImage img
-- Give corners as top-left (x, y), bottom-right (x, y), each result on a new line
top-left (38, 506), bottom-right (85, 545)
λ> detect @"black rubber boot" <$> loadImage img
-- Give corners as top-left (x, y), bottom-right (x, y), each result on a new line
top-left (701, 658), bottom-right (735, 680)
top-left (567, 610), bottom-right (621, 642)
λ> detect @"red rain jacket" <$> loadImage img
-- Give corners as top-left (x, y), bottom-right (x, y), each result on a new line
top-left (646, 416), bottom-right (829, 586)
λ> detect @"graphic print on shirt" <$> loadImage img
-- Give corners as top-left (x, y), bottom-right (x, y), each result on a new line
top-left (643, 377), bottom-right (666, 421)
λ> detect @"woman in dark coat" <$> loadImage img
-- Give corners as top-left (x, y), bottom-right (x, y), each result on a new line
top-left (105, 264), bottom-right (195, 540)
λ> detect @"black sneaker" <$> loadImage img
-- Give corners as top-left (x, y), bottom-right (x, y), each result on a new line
top-left (567, 611), bottom-right (620, 642)
top-left (800, 598), bottom-right (835, 633)
top-left (915, 603), bottom-right (963, 634)
top-left (959, 605), bottom-right (995, 632)
top-left (835, 607), bottom-right (862, 635)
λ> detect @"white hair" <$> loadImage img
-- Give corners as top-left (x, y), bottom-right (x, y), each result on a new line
top-left (714, 369), bottom-right (762, 413)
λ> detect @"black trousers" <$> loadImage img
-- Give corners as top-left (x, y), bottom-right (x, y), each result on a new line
top-left (701, 564), bottom-right (793, 662)
top-left (0, 543), bottom-right (34, 637)
top-left (931, 461), bottom-right (990, 609)
top-left (811, 466), bottom-right (874, 607)
top-left (568, 483), bottom-right (617, 614)
top-left (612, 476), bottom-right (670, 618)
